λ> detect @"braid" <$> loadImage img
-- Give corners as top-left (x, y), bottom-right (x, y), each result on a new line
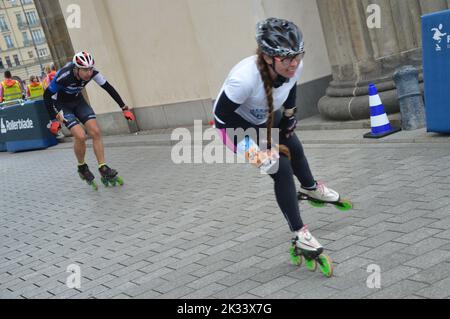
top-left (256, 49), bottom-right (291, 160)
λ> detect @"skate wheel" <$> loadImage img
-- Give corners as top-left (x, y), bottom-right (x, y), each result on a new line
top-left (317, 254), bottom-right (333, 278)
top-left (335, 199), bottom-right (353, 211)
top-left (101, 177), bottom-right (109, 187)
top-left (290, 246), bottom-right (302, 266)
top-left (304, 258), bottom-right (317, 272)
top-left (116, 176), bottom-right (124, 186)
top-left (90, 181), bottom-right (98, 191)
top-left (109, 179), bottom-right (117, 187)
top-left (309, 200), bottom-right (326, 208)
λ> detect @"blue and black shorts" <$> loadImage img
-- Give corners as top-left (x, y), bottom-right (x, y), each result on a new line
top-left (57, 98), bottom-right (96, 129)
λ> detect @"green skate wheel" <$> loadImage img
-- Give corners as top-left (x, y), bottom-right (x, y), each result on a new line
top-left (317, 254), bottom-right (333, 278)
top-left (109, 179), bottom-right (117, 187)
top-left (101, 177), bottom-right (109, 187)
top-left (335, 199), bottom-right (353, 211)
top-left (116, 176), bottom-right (124, 186)
top-left (290, 246), bottom-right (302, 266)
top-left (309, 200), bottom-right (326, 208)
top-left (90, 181), bottom-right (98, 191)
top-left (304, 258), bottom-right (317, 271)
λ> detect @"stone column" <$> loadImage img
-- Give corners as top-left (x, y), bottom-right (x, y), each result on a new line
top-left (316, 0), bottom-right (449, 120)
top-left (34, 0), bottom-right (75, 69)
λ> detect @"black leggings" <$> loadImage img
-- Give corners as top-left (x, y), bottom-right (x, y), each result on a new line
top-left (217, 110), bottom-right (315, 232)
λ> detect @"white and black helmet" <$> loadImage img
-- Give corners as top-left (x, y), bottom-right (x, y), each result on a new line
top-left (256, 18), bottom-right (304, 57)
top-left (73, 51), bottom-right (95, 69)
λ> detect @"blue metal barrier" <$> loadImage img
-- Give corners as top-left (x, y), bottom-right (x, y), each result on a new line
top-left (1, 99), bottom-right (57, 153)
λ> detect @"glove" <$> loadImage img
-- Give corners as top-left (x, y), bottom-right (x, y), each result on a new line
top-left (122, 106), bottom-right (135, 121)
top-left (123, 110), bottom-right (135, 121)
top-left (279, 114), bottom-right (297, 138)
top-left (49, 120), bottom-right (61, 135)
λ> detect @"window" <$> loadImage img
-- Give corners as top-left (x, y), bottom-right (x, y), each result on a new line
top-left (28, 51), bottom-right (33, 58)
top-left (38, 48), bottom-right (48, 57)
top-left (0, 58), bottom-right (4, 69)
top-left (5, 56), bottom-right (12, 68)
top-left (16, 13), bottom-right (23, 25)
top-left (31, 29), bottom-right (44, 43)
top-left (22, 31), bottom-right (29, 45)
top-left (21, 0), bottom-right (33, 4)
top-left (13, 54), bottom-right (20, 66)
top-left (0, 16), bottom-right (8, 31)
top-left (4, 35), bottom-right (14, 48)
top-left (25, 11), bottom-right (38, 25)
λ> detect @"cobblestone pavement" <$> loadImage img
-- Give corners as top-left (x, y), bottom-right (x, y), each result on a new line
top-left (1, 138), bottom-right (450, 299)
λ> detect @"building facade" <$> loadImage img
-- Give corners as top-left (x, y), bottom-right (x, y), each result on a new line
top-left (32, 0), bottom-right (450, 134)
top-left (34, 0), bottom-right (332, 134)
top-left (0, 0), bottom-right (52, 84)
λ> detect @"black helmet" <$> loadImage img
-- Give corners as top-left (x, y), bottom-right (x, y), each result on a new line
top-left (256, 18), bottom-right (304, 57)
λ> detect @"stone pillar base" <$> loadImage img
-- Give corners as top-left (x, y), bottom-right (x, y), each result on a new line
top-left (318, 87), bottom-right (398, 121)
top-left (319, 73), bottom-right (423, 121)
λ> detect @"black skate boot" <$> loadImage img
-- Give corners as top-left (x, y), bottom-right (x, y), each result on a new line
top-left (78, 163), bottom-right (98, 191)
top-left (98, 164), bottom-right (124, 187)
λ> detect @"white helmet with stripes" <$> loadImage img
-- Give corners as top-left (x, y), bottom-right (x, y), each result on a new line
top-left (73, 51), bottom-right (95, 69)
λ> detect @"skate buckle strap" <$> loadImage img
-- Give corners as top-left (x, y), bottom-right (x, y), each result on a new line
top-left (316, 181), bottom-right (326, 195)
top-left (299, 225), bottom-right (312, 241)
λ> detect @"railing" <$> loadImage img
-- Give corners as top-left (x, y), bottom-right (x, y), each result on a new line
top-left (17, 22), bottom-right (28, 30)
top-left (27, 20), bottom-right (41, 27)
top-left (32, 38), bottom-right (46, 45)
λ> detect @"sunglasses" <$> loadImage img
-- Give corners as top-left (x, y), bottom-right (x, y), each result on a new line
top-left (274, 52), bottom-right (305, 67)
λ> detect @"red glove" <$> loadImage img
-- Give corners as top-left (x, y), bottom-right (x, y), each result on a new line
top-left (123, 110), bottom-right (135, 122)
top-left (49, 120), bottom-right (61, 135)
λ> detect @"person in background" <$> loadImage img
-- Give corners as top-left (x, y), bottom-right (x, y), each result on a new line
top-left (42, 64), bottom-right (57, 90)
top-left (44, 51), bottom-right (135, 188)
top-left (26, 75), bottom-right (44, 100)
top-left (0, 71), bottom-right (22, 103)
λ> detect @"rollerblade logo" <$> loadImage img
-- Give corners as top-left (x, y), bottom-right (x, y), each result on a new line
top-left (0, 118), bottom-right (6, 134)
top-left (5, 118), bottom-right (34, 131)
top-left (431, 24), bottom-right (450, 51)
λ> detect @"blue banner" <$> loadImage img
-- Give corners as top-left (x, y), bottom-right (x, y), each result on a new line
top-left (422, 10), bottom-right (450, 133)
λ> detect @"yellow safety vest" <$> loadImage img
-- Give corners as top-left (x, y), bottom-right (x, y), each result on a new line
top-left (1, 80), bottom-right (22, 101)
top-left (28, 83), bottom-right (44, 99)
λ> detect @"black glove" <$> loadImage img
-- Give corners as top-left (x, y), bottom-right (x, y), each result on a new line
top-left (279, 114), bottom-right (297, 138)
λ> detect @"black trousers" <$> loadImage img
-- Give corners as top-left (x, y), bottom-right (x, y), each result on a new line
top-left (216, 110), bottom-right (315, 232)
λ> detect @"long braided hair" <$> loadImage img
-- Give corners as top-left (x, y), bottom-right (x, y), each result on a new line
top-left (256, 48), bottom-right (291, 160)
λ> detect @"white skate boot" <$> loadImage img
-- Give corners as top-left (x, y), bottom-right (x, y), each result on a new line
top-left (289, 225), bottom-right (333, 277)
top-left (301, 181), bottom-right (340, 203)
